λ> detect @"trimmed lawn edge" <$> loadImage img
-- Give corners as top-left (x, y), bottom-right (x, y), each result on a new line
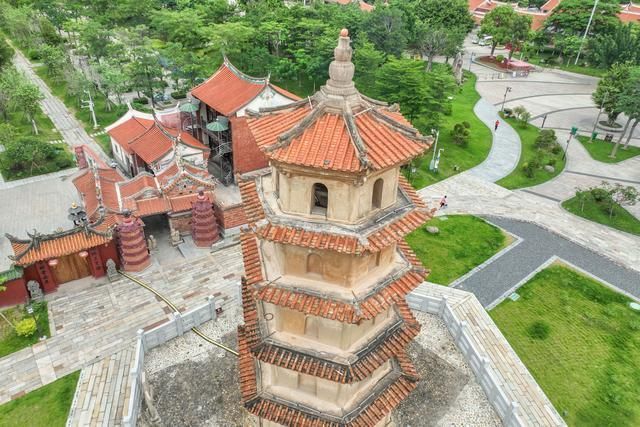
top-left (561, 195), bottom-right (640, 237)
top-left (576, 135), bottom-right (640, 164)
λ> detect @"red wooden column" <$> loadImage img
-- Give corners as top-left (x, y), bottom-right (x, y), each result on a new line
top-left (191, 191), bottom-right (220, 247)
top-left (116, 211), bottom-right (151, 272)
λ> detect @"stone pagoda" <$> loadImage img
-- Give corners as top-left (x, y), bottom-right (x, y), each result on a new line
top-left (236, 29), bottom-right (434, 426)
top-left (116, 210), bottom-right (151, 272)
top-left (191, 190), bottom-right (220, 247)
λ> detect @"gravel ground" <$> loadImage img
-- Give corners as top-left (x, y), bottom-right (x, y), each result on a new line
top-left (141, 308), bottom-right (500, 426)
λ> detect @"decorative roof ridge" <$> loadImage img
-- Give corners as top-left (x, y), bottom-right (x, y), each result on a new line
top-left (6, 213), bottom-right (112, 262)
top-left (223, 55), bottom-right (269, 85)
top-left (359, 93), bottom-right (389, 107)
top-left (246, 96), bottom-right (314, 117)
top-left (264, 101), bottom-right (328, 153)
top-left (343, 106), bottom-right (371, 169)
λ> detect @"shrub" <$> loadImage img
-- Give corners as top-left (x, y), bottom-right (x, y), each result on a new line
top-left (171, 91), bottom-right (186, 100)
top-left (551, 143), bottom-right (562, 155)
top-left (496, 54), bottom-right (505, 63)
top-left (590, 187), bottom-right (611, 203)
top-left (522, 162), bottom-right (534, 178)
top-left (527, 320), bottom-right (550, 340)
top-left (450, 122), bottom-right (470, 147)
top-left (547, 159), bottom-right (557, 166)
top-left (132, 97), bottom-right (148, 105)
top-left (462, 121), bottom-right (470, 129)
top-left (15, 318), bottom-right (37, 337)
top-left (26, 48), bottom-right (41, 61)
top-left (535, 129), bottom-right (558, 150)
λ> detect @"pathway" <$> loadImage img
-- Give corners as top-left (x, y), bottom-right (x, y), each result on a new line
top-left (11, 45), bottom-right (110, 163)
top-left (468, 98), bottom-right (521, 182)
top-left (0, 247), bottom-right (243, 404)
top-left (453, 216), bottom-right (640, 308)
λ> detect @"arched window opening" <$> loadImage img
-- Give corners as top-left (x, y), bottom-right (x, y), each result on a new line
top-left (306, 253), bottom-right (323, 277)
top-left (312, 183), bottom-right (328, 214)
top-left (372, 178), bottom-right (384, 209)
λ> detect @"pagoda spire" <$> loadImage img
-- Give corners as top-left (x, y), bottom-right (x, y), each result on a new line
top-left (116, 210), bottom-right (151, 272)
top-left (191, 190), bottom-right (219, 247)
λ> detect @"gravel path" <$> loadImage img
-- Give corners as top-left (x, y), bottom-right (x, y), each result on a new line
top-left (455, 216), bottom-right (640, 308)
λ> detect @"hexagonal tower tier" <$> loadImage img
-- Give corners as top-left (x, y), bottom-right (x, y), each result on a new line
top-left (237, 29), bottom-right (435, 426)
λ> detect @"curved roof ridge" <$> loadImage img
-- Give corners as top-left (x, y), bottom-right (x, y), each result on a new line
top-left (342, 108), bottom-right (370, 169)
top-left (223, 55), bottom-right (268, 85)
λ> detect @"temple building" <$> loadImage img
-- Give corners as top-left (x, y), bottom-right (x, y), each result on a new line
top-left (237, 29), bottom-right (434, 425)
top-left (106, 108), bottom-right (210, 177)
top-left (189, 57), bottom-right (300, 183)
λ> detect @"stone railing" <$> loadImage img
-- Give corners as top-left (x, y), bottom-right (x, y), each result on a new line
top-left (122, 296), bottom-right (219, 427)
top-left (407, 285), bottom-right (564, 427)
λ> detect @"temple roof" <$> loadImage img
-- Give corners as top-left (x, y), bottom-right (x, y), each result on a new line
top-left (6, 215), bottom-right (115, 266)
top-left (245, 30), bottom-right (432, 174)
top-left (191, 57), bottom-right (300, 117)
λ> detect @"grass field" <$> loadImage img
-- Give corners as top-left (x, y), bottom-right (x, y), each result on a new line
top-left (406, 72), bottom-right (492, 189)
top-left (0, 371), bottom-right (80, 427)
top-left (562, 193), bottom-right (640, 236)
top-left (496, 116), bottom-right (565, 189)
top-left (490, 265), bottom-right (640, 426)
top-left (0, 144), bottom-right (75, 181)
top-left (576, 135), bottom-right (640, 163)
top-left (405, 215), bottom-right (508, 285)
top-left (0, 302), bottom-right (50, 358)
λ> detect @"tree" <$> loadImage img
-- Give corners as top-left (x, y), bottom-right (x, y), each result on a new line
top-left (592, 62), bottom-right (632, 127)
top-left (546, 0), bottom-right (620, 37)
top-left (78, 20), bottom-right (113, 62)
top-left (451, 121), bottom-right (470, 147)
top-left (589, 24), bottom-right (640, 69)
top-left (413, 0), bottom-right (474, 34)
top-left (610, 67), bottom-right (640, 158)
top-left (3, 136), bottom-right (56, 174)
top-left (353, 36), bottom-right (385, 93)
top-left (505, 14), bottom-right (531, 60)
top-left (555, 35), bottom-right (582, 65)
top-left (480, 6), bottom-right (520, 57)
top-left (0, 39), bottom-right (13, 70)
top-left (610, 183), bottom-right (639, 219)
top-left (39, 44), bottom-right (66, 81)
top-left (512, 105), bottom-right (532, 128)
top-left (10, 80), bottom-right (44, 134)
top-left (415, 23), bottom-right (447, 72)
top-left (574, 187), bottom-right (589, 212)
top-left (363, 1), bottom-right (409, 57)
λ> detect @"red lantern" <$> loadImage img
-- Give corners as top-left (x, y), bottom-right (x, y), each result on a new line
top-left (79, 250), bottom-right (89, 258)
top-left (48, 258), bottom-right (59, 267)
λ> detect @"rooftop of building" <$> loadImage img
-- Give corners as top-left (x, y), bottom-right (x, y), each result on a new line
top-left (190, 57), bottom-right (301, 117)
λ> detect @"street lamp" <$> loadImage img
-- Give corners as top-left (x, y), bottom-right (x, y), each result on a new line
top-left (575, 0), bottom-right (599, 66)
top-left (81, 90), bottom-right (99, 129)
top-left (429, 129), bottom-right (440, 171)
top-left (501, 86), bottom-right (512, 113)
top-left (68, 203), bottom-right (88, 226)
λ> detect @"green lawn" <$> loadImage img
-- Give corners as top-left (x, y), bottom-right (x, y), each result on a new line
top-left (405, 215), bottom-right (508, 285)
top-left (496, 116), bottom-right (565, 189)
top-left (406, 72), bottom-right (492, 189)
top-left (524, 52), bottom-right (606, 78)
top-left (0, 371), bottom-right (80, 427)
top-left (562, 193), bottom-right (640, 236)
top-left (576, 135), bottom-right (640, 163)
top-left (4, 108), bottom-right (59, 142)
top-left (490, 265), bottom-right (640, 426)
top-left (34, 66), bottom-right (127, 136)
top-left (95, 133), bottom-right (113, 157)
top-left (0, 302), bottom-right (50, 358)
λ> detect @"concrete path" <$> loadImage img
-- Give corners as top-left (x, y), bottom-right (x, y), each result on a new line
top-left (11, 45), bottom-right (110, 162)
top-left (0, 247), bottom-right (242, 404)
top-left (454, 216), bottom-right (640, 308)
top-left (419, 173), bottom-right (640, 274)
top-left (468, 98), bottom-right (521, 182)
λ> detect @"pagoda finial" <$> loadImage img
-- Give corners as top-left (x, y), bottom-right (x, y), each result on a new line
top-left (324, 28), bottom-right (357, 99)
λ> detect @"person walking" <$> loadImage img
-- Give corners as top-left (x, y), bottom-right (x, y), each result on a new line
top-left (439, 195), bottom-right (448, 209)
top-left (494, 119), bottom-right (500, 131)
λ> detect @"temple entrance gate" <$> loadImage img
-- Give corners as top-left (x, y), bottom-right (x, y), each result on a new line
top-left (52, 253), bottom-right (92, 284)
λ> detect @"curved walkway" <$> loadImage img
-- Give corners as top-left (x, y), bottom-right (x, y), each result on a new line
top-left (467, 98), bottom-right (521, 182)
top-left (454, 216), bottom-right (640, 308)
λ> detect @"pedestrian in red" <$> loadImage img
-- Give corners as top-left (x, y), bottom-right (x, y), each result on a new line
top-left (494, 120), bottom-right (500, 131)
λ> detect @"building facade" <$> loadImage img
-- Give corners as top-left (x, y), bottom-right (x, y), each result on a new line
top-left (237, 29), bottom-right (435, 425)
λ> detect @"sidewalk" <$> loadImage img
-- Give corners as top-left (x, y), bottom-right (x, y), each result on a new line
top-left (11, 45), bottom-right (110, 163)
top-left (468, 98), bottom-right (521, 182)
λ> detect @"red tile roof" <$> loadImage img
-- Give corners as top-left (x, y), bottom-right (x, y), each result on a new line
top-left (238, 179), bottom-right (266, 224)
top-left (8, 219), bottom-right (114, 266)
top-left (165, 127), bottom-right (209, 151)
top-left (107, 116), bottom-right (154, 154)
top-left (247, 102), bottom-right (430, 173)
top-left (231, 116), bottom-right (268, 174)
top-left (132, 197), bottom-right (171, 217)
top-left (118, 174), bottom-right (158, 198)
top-left (129, 125), bottom-right (175, 164)
top-left (72, 168), bottom-right (125, 218)
top-left (169, 192), bottom-right (213, 213)
top-left (191, 59), bottom-right (300, 116)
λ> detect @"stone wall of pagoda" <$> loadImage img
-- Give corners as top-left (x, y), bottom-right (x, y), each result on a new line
top-left (274, 165), bottom-right (399, 223)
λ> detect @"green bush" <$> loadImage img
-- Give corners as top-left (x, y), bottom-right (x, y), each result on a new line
top-left (132, 97), bottom-right (148, 105)
top-left (171, 91), bottom-right (186, 99)
top-left (496, 54), bottom-right (505, 62)
top-left (15, 318), bottom-right (37, 337)
top-left (451, 122), bottom-right (470, 147)
top-left (527, 320), bottom-right (551, 340)
top-left (535, 129), bottom-right (558, 150)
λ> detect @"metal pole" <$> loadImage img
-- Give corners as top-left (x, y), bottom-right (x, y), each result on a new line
top-left (429, 130), bottom-right (439, 171)
top-left (563, 134), bottom-right (572, 160)
top-left (591, 92), bottom-right (607, 141)
top-left (469, 52), bottom-right (474, 71)
top-left (541, 114), bottom-right (547, 129)
top-left (575, 0), bottom-right (599, 65)
top-left (501, 87), bottom-right (511, 112)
